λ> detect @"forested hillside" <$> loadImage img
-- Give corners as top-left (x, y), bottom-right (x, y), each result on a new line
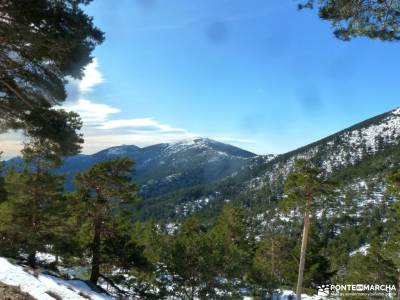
top-left (3, 108), bottom-right (400, 299)
top-left (136, 108), bottom-right (400, 221)
top-left (2, 0), bottom-right (400, 299)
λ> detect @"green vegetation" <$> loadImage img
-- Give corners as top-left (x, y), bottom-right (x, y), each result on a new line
top-left (2, 138), bottom-right (400, 299)
top-left (0, 0), bottom-right (103, 151)
top-left (69, 158), bottom-right (140, 285)
top-left (281, 160), bottom-right (334, 299)
top-left (1, 0), bottom-right (400, 299)
top-left (299, 0), bottom-right (400, 41)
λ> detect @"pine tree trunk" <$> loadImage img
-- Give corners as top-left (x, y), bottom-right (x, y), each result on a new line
top-left (29, 178), bottom-right (38, 269)
top-left (90, 219), bottom-right (101, 285)
top-left (32, 198), bottom-right (37, 229)
top-left (32, 166), bottom-right (40, 234)
top-left (296, 196), bottom-right (311, 300)
top-left (397, 272), bottom-right (400, 300)
top-left (29, 197), bottom-right (37, 269)
top-left (271, 238), bottom-right (276, 274)
top-left (27, 251), bottom-right (36, 268)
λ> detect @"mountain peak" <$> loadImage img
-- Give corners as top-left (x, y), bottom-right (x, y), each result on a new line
top-left (163, 137), bottom-right (256, 158)
top-left (167, 137), bottom-right (212, 146)
top-left (392, 107), bottom-right (400, 116)
top-left (97, 144), bottom-right (141, 156)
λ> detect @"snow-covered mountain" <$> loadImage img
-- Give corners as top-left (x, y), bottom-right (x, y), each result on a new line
top-left (6, 137), bottom-right (259, 199)
top-left (5, 109), bottom-right (400, 221)
top-left (137, 108), bottom-right (400, 220)
top-left (243, 108), bottom-right (400, 192)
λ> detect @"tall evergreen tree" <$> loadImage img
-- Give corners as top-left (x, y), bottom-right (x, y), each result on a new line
top-left (1, 165), bottom-right (65, 266)
top-left (161, 205), bottom-right (254, 299)
top-left (0, 0), bottom-right (103, 147)
top-left (1, 112), bottom-right (83, 267)
top-left (163, 217), bottom-right (211, 299)
top-left (208, 204), bottom-right (253, 284)
top-left (249, 235), bottom-right (289, 294)
top-left (0, 156), bottom-right (6, 203)
top-left (0, 155), bottom-right (9, 256)
top-left (128, 222), bottom-right (169, 299)
top-left (70, 158), bottom-right (139, 285)
top-left (383, 171), bottom-right (400, 300)
top-left (281, 159), bottom-right (333, 299)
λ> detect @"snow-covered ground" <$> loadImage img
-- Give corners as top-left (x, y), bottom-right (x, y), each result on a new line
top-left (349, 244), bottom-right (370, 257)
top-left (243, 290), bottom-right (323, 300)
top-left (279, 290), bottom-right (324, 299)
top-left (0, 256), bottom-right (327, 300)
top-left (0, 257), bottom-right (114, 300)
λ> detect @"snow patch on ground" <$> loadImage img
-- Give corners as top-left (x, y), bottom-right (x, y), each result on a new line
top-left (175, 194), bottom-right (217, 216)
top-left (0, 257), bottom-right (114, 300)
top-left (350, 244), bottom-right (370, 257)
top-left (280, 290), bottom-right (324, 299)
top-left (36, 252), bottom-right (57, 264)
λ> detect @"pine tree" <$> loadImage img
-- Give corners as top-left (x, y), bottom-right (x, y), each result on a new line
top-left (128, 222), bottom-right (168, 299)
top-left (0, 0), bottom-right (103, 147)
top-left (70, 158), bottom-right (139, 285)
top-left (383, 171), bottom-right (400, 300)
top-left (0, 156), bottom-right (6, 203)
top-left (249, 235), bottom-right (289, 295)
top-left (298, 0), bottom-right (400, 41)
top-left (345, 240), bottom-right (396, 300)
top-left (1, 165), bottom-right (65, 266)
top-left (208, 204), bottom-right (253, 283)
top-left (161, 206), bottom-right (253, 299)
top-left (163, 217), bottom-right (210, 299)
top-left (289, 223), bottom-right (333, 291)
top-left (22, 110), bottom-right (84, 158)
top-left (0, 155), bottom-right (10, 256)
top-left (281, 159), bottom-right (333, 299)
top-left (0, 114), bottom-right (83, 267)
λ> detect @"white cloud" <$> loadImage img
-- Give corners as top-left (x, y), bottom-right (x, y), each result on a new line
top-left (60, 59), bottom-right (198, 153)
top-left (62, 59), bottom-right (120, 125)
top-left (78, 118), bottom-right (195, 153)
top-left (81, 131), bottom-right (195, 154)
top-left (98, 118), bottom-right (189, 134)
top-left (66, 59), bottom-right (104, 100)
top-left (64, 99), bottom-right (120, 124)
top-left (61, 59), bottom-right (197, 152)
top-left (99, 118), bottom-right (159, 130)
top-left (78, 58), bottom-right (104, 92)
top-left (0, 58), bottom-right (257, 157)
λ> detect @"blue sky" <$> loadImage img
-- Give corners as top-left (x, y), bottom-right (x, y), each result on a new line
top-left (2, 0), bottom-right (399, 156)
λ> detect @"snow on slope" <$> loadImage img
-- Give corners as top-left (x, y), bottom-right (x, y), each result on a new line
top-left (0, 257), bottom-right (114, 300)
top-left (163, 137), bottom-right (255, 158)
top-left (0, 256), bottom-right (327, 300)
top-left (247, 108), bottom-right (400, 191)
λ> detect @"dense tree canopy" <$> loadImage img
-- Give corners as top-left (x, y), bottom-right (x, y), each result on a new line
top-left (22, 110), bottom-right (83, 166)
top-left (0, 166), bottom-right (65, 267)
top-left (0, 0), bottom-right (103, 151)
top-left (299, 0), bottom-right (400, 41)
